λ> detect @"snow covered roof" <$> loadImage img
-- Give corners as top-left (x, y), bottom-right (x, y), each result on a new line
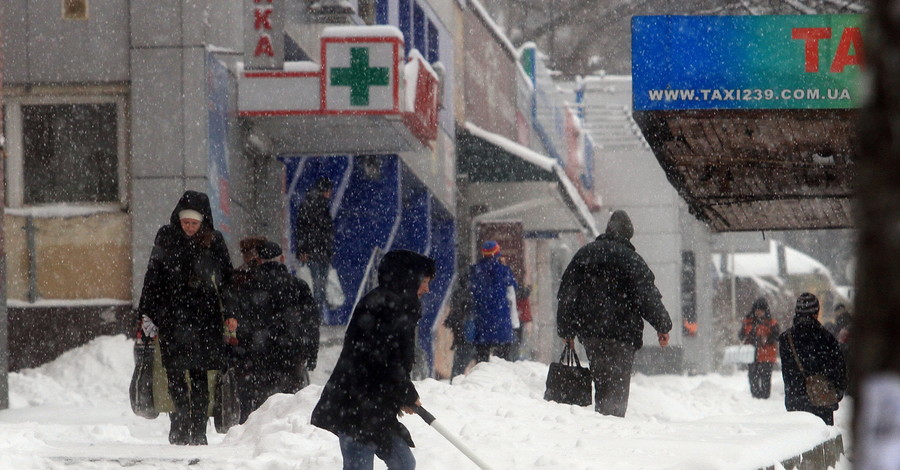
top-left (713, 240), bottom-right (836, 283)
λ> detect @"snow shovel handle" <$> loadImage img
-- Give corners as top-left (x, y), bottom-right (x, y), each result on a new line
top-left (412, 405), bottom-right (494, 470)
top-left (413, 405), bottom-right (436, 424)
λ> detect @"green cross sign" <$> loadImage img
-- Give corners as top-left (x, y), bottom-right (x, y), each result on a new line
top-left (330, 47), bottom-right (390, 106)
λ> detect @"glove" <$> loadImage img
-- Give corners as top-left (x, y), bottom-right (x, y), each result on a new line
top-left (141, 315), bottom-right (158, 338)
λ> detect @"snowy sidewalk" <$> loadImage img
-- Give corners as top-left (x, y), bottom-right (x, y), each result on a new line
top-left (0, 336), bottom-right (851, 469)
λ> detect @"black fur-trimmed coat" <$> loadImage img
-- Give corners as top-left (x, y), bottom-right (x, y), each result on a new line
top-left (138, 191), bottom-right (234, 371)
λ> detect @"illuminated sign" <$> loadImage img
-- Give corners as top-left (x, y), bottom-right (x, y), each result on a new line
top-left (632, 15), bottom-right (865, 110)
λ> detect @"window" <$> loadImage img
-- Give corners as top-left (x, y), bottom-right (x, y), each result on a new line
top-left (398, 0), bottom-right (411, 56)
top-left (62, 0), bottom-right (88, 20)
top-left (375, 0), bottom-right (389, 25)
top-left (5, 94), bottom-right (127, 207)
top-left (427, 20), bottom-right (439, 63)
top-left (413, 4), bottom-right (425, 53)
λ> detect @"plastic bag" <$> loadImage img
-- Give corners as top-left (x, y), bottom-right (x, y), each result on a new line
top-left (129, 339), bottom-right (159, 419)
top-left (326, 266), bottom-right (345, 308)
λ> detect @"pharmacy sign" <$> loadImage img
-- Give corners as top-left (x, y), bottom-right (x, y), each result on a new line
top-left (322, 29), bottom-right (402, 112)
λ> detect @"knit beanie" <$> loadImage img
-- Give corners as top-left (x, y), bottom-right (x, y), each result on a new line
top-left (257, 241), bottom-right (283, 261)
top-left (795, 292), bottom-right (820, 317)
top-left (605, 210), bottom-right (634, 240)
top-left (178, 209), bottom-right (203, 222)
top-left (481, 240), bottom-right (500, 257)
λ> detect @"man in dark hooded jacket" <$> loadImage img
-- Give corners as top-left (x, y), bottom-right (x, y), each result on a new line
top-left (312, 249), bottom-right (436, 470)
top-left (293, 177), bottom-right (335, 309)
top-left (779, 292), bottom-right (847, 425)
top-left (138, 190), bottom-right (234, 445)
top-left (226, 240), bottom-right (319, 423)
top-left (556, 210), bottom-right (672, 417)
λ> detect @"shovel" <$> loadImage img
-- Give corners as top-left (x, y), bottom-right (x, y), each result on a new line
top-left (412, 405), bottom-right (495, 470)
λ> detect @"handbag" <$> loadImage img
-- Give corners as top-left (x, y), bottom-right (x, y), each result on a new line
top-left (213, 367), bottom-right (241, 433)
top-left (544, 344), bottom-right (593, 406)
top-left (129, 338), bottom-right (159, 419)
top-left (786, 332), bottom-right (841, 407)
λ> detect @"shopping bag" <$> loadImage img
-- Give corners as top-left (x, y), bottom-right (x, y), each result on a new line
top-left (129, 339), bottom-right (159, 419)
top-left (544, 345), bottom-right (593, 406)
top-left (805, 374), bottom-right (841, 407)
top-left (326, 266), bottom-right (345, 308)
top-left (297, 265), bottom-right (314, 287)
top-left (150, 338), bottom-right (220, 416)
top-left (213, 367), bottom-right (241, 433)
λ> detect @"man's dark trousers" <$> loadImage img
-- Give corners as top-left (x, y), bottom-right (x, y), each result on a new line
top-left (582, 337), bottom-right (635, 417)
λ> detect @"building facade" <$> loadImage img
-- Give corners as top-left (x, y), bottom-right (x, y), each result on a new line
top-left (0, 0), bottom-right (600, 380)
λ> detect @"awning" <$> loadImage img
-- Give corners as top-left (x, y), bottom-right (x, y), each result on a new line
top-left (459, 122), bottom-right (599, 236)
top-left (633, 109), bottom-right (856, 232)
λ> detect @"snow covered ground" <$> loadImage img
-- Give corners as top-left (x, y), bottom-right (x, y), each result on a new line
top-left (1, 335), bottom-right (851, 469)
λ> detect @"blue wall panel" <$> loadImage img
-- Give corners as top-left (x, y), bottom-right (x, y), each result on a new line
top-left (283, 155), bottom-right (455, 372)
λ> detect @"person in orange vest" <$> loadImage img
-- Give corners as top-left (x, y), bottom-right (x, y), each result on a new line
top-left (738, 297), bottom-right (780, 399)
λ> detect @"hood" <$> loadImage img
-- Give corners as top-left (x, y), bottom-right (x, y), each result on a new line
top-left (377, 250), bottom-right (436, 297)
top-left (169, 190), bottom-right (215, 231)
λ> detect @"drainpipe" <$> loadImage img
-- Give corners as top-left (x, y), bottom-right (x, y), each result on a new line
top-left (25, 216), bottom-right (37, 303)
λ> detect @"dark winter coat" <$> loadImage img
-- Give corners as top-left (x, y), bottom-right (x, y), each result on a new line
top-left (779, 315), bottom-right (848, 414)
top-left (311, 250), bottom-right (435, 454)
top-left (293, 189), bottom-right (334, 263)
top-left (444, 276), bottom-right (474, 348)
top-left (226, 261), bottom-right (319, 372)
top-left (469, 257), bottom-right (518, 344)
top-left (138, 190), bottom-right (234, 370)
top-left (556, 233), bottom-right (672, 350)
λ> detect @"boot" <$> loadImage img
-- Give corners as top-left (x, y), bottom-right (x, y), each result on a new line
top-left (168, 410), bottom-right (190, 445)
top-left (189, 410), bottom-right (209, 445)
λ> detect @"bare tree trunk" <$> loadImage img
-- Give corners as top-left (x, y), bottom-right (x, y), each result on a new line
top-left (853, 0), bottom-right (900, 467)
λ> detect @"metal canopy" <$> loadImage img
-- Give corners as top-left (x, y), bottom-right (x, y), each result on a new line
top-left (242, 114), bottom-right (424, 156)
top-left (457, 126), bottom-right (599, 236)
top-left (633, 109), bottom-right (857, 232)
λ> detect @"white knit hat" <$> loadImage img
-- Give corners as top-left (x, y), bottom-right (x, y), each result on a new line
top-left (178, 209), bottom-right (203, 222)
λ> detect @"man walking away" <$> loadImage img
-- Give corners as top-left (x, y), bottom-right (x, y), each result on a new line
top-left (779, 292), bottom-right (847, 425)
top-left (469, 241), bottom-right (519, 363)
top-left (556, 210), bottom-right (672, 417)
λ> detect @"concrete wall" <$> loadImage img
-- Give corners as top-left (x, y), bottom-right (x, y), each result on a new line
top-left (129, 1), bottom-right (245, 299)
top-left (0, 0), bottom-right (130, 85)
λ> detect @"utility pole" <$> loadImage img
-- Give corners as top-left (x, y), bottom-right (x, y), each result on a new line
top-left (852, 1), bottom-right (900, 468)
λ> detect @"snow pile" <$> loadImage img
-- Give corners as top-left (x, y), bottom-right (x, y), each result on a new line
top-left (2, 335), bottom-right (851, 469)
top-left (9, 335), bottom-right (133, 408)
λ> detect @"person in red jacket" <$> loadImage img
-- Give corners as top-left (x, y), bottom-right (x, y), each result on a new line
top-left (739, 297), bottom-right (780, 399)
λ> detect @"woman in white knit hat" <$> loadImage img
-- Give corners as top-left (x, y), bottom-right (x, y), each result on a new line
top-left (137, 190), bottom-right (235, 445)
